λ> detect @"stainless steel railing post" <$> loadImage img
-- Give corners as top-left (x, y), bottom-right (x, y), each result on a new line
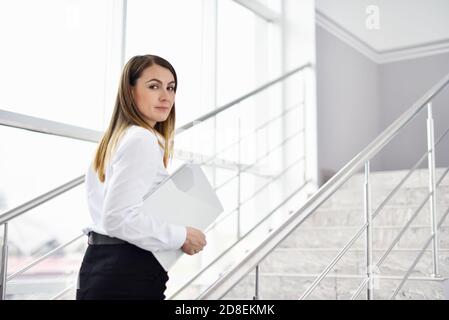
top-left (0, 223), bottom-right (9, 300)
top-left (237, 117), bottom-right (242, 239)
top-left (427, 102), bottom-right (440, 277)
top-left (253, 264), bottom-right (259, 300)
top-left (302, 75), bottom-right (307, 184)
top-left (364, 161), bottom-right (374, 299)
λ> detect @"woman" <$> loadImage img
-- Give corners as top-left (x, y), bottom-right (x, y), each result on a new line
top-left (76, 54), bottom-right (206, 300)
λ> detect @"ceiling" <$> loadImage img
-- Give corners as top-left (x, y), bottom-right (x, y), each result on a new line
top-left (316, 0), bottom-right (449, 63)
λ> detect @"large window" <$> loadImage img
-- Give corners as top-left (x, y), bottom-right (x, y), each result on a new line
top-left (0, 0), bottom-right (120, 131)
top-left (126, 0), bottom-right (211, 127)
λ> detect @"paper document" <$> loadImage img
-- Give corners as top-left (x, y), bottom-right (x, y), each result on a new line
top-left (142, 163), bottom-right (224, 270)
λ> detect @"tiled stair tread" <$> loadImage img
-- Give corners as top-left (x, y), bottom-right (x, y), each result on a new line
top-left (301, 204), bottom-right (449, 227)
top-left (311, 202), bottom-right (449, 213)
top-left (319, 186), bottom-right (449, 209)
top-left (176, 278), bottom-right (446, 300)
top-left (296, 224), bottom-right (449, 229)
top-left (272, 247), bottom-right (449, 251)
top-left (340, 168), bottom-right (449, 190)
top-left (279, 225), bottom-right (449, 249)
top-left (223, 273), bottom-right (446, 300)
top-left (258, 249), bottom-right (449, 275)
top-left (216, 167), bottom-right (449, 300)
top-left (176, 169), bottom-right (449, 300)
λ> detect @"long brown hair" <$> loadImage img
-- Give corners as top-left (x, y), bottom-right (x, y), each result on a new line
top-left (93, 54), bottom-right (177, 182)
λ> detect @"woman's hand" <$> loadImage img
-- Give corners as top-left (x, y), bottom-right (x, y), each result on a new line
top-left (181, 226), bottom-right (207, 255)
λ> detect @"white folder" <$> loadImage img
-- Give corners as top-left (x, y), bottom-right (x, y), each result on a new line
top-left (141, 163), bottom-right (224, 270)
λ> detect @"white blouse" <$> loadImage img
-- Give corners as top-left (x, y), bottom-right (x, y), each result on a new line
top-left (83, 125), bottom-right (187, 252)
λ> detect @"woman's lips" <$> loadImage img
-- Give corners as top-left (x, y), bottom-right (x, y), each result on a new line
top-left (155, 106), bottom-right (170, 111)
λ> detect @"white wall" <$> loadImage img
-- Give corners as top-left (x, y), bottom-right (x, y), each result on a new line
top-left (316, 25), bottom-right (449, 184)
top-left (378, 52), bottom-right (449, 170)
top-left (316, 25), bottom-right (380, 185)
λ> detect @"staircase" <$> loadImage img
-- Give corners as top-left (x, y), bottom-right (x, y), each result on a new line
top-left (222, 168), bottom-right (449, 299)
top-left (1, 66), bottom-right (448, 300)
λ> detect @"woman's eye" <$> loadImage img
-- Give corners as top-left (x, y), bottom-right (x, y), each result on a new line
top-left (167, 86), bottom-right (175, 92)
top-left (149, 85), bottom-right (159, 89)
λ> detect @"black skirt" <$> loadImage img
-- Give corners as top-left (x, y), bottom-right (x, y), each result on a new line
top-left (76, 242), bottom-right (169, 300)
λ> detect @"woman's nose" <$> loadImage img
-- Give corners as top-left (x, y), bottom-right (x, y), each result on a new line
top-left (159, 89), bottom-right (170, 101)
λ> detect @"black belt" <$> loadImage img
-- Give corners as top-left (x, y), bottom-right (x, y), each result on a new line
top-left (88, 232), bottom-right (127, 245)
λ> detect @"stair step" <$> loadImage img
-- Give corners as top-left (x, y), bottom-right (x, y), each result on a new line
top-left (259, 249), bottom-right (449, 275)
top-left (223, 273), bottom-right (446, 300)
top-left (279, 225), bottom-right (449, 249)
top-left (302, 204), bottom-right (449, 227)
top-left (169, 169), bottom-right (449, 300)
top-left (341, 168), bottom-right (449, 191)
top-left (320, 185), bottom-right (449, 209)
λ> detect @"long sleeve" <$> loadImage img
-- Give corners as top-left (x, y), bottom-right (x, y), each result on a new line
top-left (101, 130), bottom-right (186, 252)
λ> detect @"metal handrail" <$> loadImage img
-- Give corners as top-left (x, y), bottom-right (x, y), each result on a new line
top-left (351, 191), bottom-right (431, 300)
top-left (239, 157), bottom-right (305, 207)
top-left (0, 109), bottom-right (102, 143)
top-left (51, 282), bottom-right (76, 301)
top-left (41, 160), bottom-right (308, 300)
top-left (377, 165), bottom-right (449, 268)
top-left (213, 129), bottom-right (304, 191)
top-left (350, 154), bottom-right (449, 300)
top-left (351, 278), bottom-right (369, 300)
top-left (42, 159), bottom-right (307, 301)
top-left (238, 273), bottom-right (447, 281)
top-left (391, 204), bottom-right (449, 299)
top-left (0, 151), bottom-right (250, 227)
top-left (0, 176), bottom-right (85, 225)
top-left (8, 157), bottom-right (306, 299)
top-left (6, 234), bottom-right (84, 282)
top-left (194, 71), bottom-right (449, 300)
top-left (203, 102), bottom-right (302, 167)
top-left (297, 127), bottom-right (449, 299)
top-left (371, 126), bottom-right (449, 221)
top-left (0, 63), bottom-right (310, 144)
top-left (362, 196), bottom-right (428, 297)
top-left (300, 223), bottom-right (369, 300)
top-left (0, 64), bottom-right (311, 227)
top-left (207, 156), bottom-right (306, 233)
top-left (169, 180), bottom-right (310, 299)
top-left (175, 63), bottom-right (311, 134)
top-left (376, 170), bottom-right (448, 269)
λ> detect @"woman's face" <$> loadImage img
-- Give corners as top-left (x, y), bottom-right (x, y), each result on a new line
top-left (132, 64), bottom-right (176, 128)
